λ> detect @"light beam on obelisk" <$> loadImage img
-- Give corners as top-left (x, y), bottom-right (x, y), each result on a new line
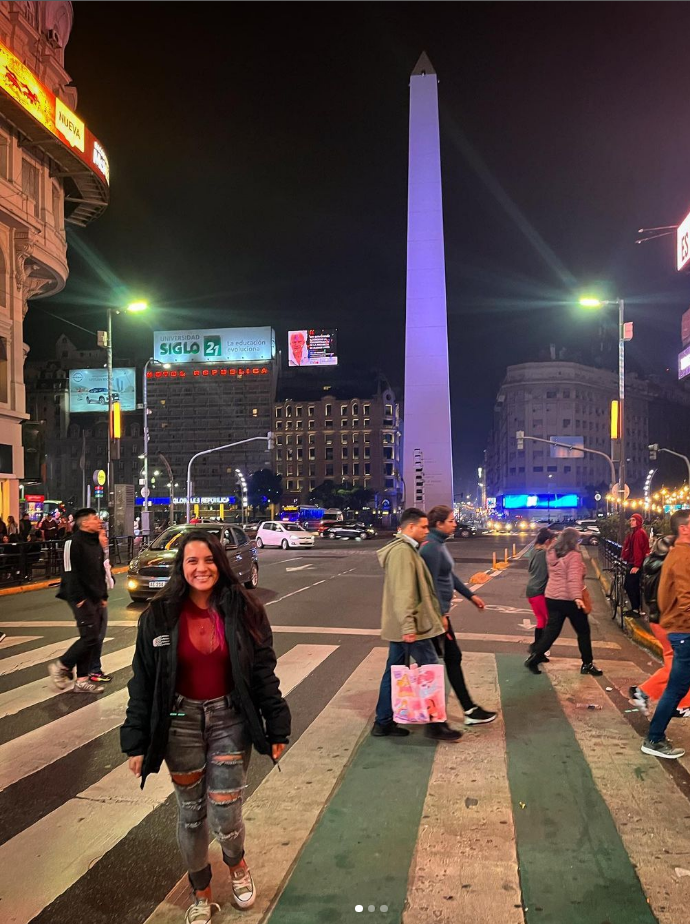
top-left (402, 52), bottom-right (453, 510)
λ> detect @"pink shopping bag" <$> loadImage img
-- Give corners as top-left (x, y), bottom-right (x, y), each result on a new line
top-left (391, 663), bottom-right (447, 724)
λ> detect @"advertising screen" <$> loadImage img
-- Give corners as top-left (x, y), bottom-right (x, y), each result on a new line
top-left (288, 329), bottom-right (338, 367)
top-left (549, 436), bottom-right (584, 458)
top-left (69, 368), bottom-right (136, 413)
top-left (503, 494), bottom-right (579, 509)
top-left (153, 327), bottom-right (274, 363)
top-left (680, 345), bottom-right (690, 380)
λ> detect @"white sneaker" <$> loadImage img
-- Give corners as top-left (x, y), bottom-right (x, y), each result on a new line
top-left (72, 678), bottom-right (104, 694)
top-left (184, 897), bottom-right (220, 923)
top-left (48, 660), bottom-right (73, 691)
top-left (230, 860), bottom-right (256, 909)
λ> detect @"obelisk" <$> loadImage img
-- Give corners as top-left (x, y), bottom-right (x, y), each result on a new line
top-left (403, 52), bottom-right (454, 510)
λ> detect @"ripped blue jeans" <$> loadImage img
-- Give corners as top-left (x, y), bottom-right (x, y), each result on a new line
top-left (166, 694), bottom-right (251, 892)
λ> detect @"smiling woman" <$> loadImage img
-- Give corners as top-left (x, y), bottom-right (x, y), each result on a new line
top-left (121, 529), bottom-right (291, 920)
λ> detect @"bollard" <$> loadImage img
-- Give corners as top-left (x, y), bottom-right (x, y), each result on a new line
top-left (504, 548), bottom-right (509, 564)
top-left (492, 551), bottom-right (497, 569)
top-left (512, 543), bottom-right (517, 558)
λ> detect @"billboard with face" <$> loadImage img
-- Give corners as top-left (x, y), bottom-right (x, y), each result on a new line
top-left (69, 368), bottom-right (136, 413)
top-left (287, 329), bottom-right (337, 366)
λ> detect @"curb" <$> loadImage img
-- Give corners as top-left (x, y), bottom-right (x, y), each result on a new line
top-left (0, 565), bottom-right (129, 597)
top-left (625, 616), bottom-right (664, 660)
top-left (587, 550), bottom-right (663, 660)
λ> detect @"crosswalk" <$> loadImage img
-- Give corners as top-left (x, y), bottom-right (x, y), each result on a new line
top-left (0, 628), bottom-right (689, 924)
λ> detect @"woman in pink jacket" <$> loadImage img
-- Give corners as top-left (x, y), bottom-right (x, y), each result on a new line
top-left (524, 527), bottom-right (603, 676)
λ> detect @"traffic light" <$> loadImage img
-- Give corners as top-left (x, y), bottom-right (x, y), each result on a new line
top-left (649, 443), bottom-right (659, 461)
top-left (516, 430), bottom-right (524, 451)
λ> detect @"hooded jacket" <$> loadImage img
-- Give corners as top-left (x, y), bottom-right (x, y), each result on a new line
top-left (120, 586), bottom-right (291, 788)
top-left (622, 526), bottom-right (650, 569)
top-left (377, 535), bottom-right (444, 642)
top-left (420, 528), bottom-right (474, 615)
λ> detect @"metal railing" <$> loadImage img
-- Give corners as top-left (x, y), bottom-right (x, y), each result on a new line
top-left (598, 538), bottom-right (628, 629)
top-left (0, 535), bottom-right (141, 588)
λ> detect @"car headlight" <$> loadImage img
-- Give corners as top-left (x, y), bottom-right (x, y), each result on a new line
top-left (129, 558), bottom-right (140, 574)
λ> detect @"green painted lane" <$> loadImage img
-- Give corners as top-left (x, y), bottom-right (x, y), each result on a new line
top-left (267, 730), bottom-right (437, 923)
top-left (497, 654), bottom-right (658, 924)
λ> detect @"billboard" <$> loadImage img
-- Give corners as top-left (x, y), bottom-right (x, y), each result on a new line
top-left (69, 368), bottom-right (136, 413)
top-left (288, 329), bottom-right (338, 367)
top-left (678, 210), bottom-right (690, 271)
top-left (153, 327), bottom-right (274, 363)
top-left (549, 436), bottom-right (584, 458)
top-left (503, 494), bottom-right (579, 509)
top-left (679, 345), bottom-right (690, 380)
top-left (682, 308), bottom-right (690, 347)
top-left (0, 38), bottom-right (108, 185)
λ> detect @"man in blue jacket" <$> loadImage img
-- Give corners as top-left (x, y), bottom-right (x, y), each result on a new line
top-left (420, 505), bottom-right (496, 725)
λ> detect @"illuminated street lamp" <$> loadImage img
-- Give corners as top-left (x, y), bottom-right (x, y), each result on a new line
top-left (579, 295), bottom-right (627, 544)
top-left (105, 299), bottom-right (149, 530)
top-left (141, 356), bottom-right (170, 538)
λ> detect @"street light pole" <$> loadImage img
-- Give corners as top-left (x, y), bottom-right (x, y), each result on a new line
top-left (142, 358), bottom-right (152, 537)
top-left (617, 298), bottom-right (626, 546)
top-left (106, 308), bottom-right (114, 529)
top-left (657, 448), bottom-right (690, 486)
top-left (186, 435), bottom-right (272, 522)
top-left (158, 453), bottom-right (174, 528)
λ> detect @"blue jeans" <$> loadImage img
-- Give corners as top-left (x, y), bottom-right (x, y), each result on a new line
top-left (375, 638), bottom-right (440, 726)
top-left (88, 605), bottom-right (108, 675)
top-left (648, 633), bottom-right (690, 742)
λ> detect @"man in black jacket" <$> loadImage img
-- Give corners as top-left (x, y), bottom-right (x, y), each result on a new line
top-left (48, 508), bottom-right (107, 694)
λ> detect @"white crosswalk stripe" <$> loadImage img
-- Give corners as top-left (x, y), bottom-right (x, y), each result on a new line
top-left (0, 635), bottom-right (41, 650)
top-left (0, 642), bottom-right (340, 923)
top-left (0, 637), bottom-right (111, 676)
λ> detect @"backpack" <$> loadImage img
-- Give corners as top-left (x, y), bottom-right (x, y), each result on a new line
top-left (641, 535), bottom-right (673, 623)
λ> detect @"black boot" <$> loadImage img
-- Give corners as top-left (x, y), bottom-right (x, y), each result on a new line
top-left (524, 654), bottom-right (542, 675)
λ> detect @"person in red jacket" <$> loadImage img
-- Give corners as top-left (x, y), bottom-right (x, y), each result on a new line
top-left (622, 513), bottom-right (650, 616)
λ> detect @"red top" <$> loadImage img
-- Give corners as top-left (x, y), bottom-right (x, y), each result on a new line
top-left (622, 527), bottom-right (651, 568)
top-left (176, 599), bottom-right (233, 700)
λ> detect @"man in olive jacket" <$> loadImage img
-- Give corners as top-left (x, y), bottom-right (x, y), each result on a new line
top-left (372, 508), bottom-right (462, 742)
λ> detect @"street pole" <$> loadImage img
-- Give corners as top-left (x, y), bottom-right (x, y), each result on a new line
top-left (106, 308), bottom-right (114, 533)
top-left (658, 448), bottom-right (690, 487)
top-left (617, 298), bottom-right (626, 546)
top-left (158, 453), bottom-right (174, 528)
top-left (141, 358), bottom-right (153, 537)
top-left (186, 435), bottom-right (271, 522)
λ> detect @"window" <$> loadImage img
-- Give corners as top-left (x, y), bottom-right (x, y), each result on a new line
top-left (385, 478), bottom-right (395, 488)
top-left (309, 448), bottom-right (316, 460)
top-left (0, 336), bottom-right (7, 403)
top-left (275, 420), bottom-right (283, 430)
top-left (533, 466), bottom-right (543, 472)
top-left (518, 466), bottom-right (525, 473)
top-left (341, 405), bottom-right (347, 416)
top-left (286, 405), bottom-right (292, 417)
top-left (275, 450), bottom-right (282, 461)
top-left (52, 184), bottom-right (62, 229)
top-left (342, 464), bottom-right (349, 476)
top-left (546, 391), bottom-right (556, 399)
top-left (325, 448), bottom-right (333, 460)
top-left (342, 447), bottom-right (348, 459)
top-left (326, 464), bottom-right (333, 477)
top-left (296, 420), bottom-right (303, 430)
top-left (562, 389), bottom-right (570, 398)
top-left (325, 420), bottom-right (333, 429)
top-left (363, 404), bottom-right (370, 415)
top-left (563, 419), bottom-right (571, 427)
top-left (509, 467), bottom-right (516, 475)
top-left (547, 465), bottom-right (557, 472)
top-left (308, 406), bottom-right (315, 417)
top-left (364, 446), bottom-right (370, 459)
top-left (385, 404), bottom-right (393, 416)
top-left (308, 420), bottom-right (315, 430)
top-left (353, 463), bottom-right (360, 475)
top-left (325, 404), bottom-right (332, 416)
top-left (285, 420), bottom-right (292, 430)
top-left (275, 407), bottom-right (282, 418)
top-left (352, 403), bottom-right (359, 414)
top-left (0, 133), bottom-right (8, 180)
top-left (353, 446), bottom-right (359, 459)
top-left (252, 408), bottom-right (258, 417)
top-left (564, 465), bottom-right (571, 473)
top-left (296, 406), bottom-right (303, 417)
top-left (22, 159), bottom-right (39, 217)
top-left (364, 463), bottom-right (371, 475)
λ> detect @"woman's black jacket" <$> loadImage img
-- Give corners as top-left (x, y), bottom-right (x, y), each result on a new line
top-left (120, 586), bottom-right (291, 788)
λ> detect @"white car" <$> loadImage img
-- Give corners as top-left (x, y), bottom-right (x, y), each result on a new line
top-left (255, 521), bottom-right (315, 549)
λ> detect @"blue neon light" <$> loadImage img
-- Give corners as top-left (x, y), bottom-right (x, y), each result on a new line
top-left (503, 494), bottom-right (579, 509)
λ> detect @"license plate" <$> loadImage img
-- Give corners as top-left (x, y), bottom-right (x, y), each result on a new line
top-left (149, 580), bottom-right (168, 588)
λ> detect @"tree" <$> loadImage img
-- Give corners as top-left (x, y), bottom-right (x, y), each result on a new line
top-left (309, 481), bottom-right (375, 512)
top-left (248, 469), bottom-right (283, 512)
top-left (309, 480), bottom-right (343, 509)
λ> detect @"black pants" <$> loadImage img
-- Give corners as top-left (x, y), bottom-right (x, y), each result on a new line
top-left (624, 567), bottom-right (641, 612)
top-left (61, 600), bottom-right (105, 678)
top-left (532, 598), bottom-right (593, 665)
top-left (432, 616), bottom-right (475, 711)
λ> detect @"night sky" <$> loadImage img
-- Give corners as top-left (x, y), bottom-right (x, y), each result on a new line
top-left (23, 2), bottom-right (690, 495)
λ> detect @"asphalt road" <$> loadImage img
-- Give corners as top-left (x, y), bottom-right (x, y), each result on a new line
top-left (0, 533), bottom-right (676, 924)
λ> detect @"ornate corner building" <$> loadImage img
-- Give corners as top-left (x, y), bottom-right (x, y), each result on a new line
top-left (0, 2), bottom-right (108, 521)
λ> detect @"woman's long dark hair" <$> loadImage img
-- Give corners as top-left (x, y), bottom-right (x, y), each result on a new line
top-left (154, 530), bottom-right (265, 642)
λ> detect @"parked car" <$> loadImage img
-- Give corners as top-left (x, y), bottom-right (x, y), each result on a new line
top-left (574, 523), bottom-right (600, 545)
top-left (255, 521), bottom-right (315, 549)
top-left (86, 387), bottom-right (120, 405)
top-left (322, 522), bottom-right (377, 540)
top-left (127, 522), bottom-right (258, 602)
top-left (454, 522), bottom-right (477, 538)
